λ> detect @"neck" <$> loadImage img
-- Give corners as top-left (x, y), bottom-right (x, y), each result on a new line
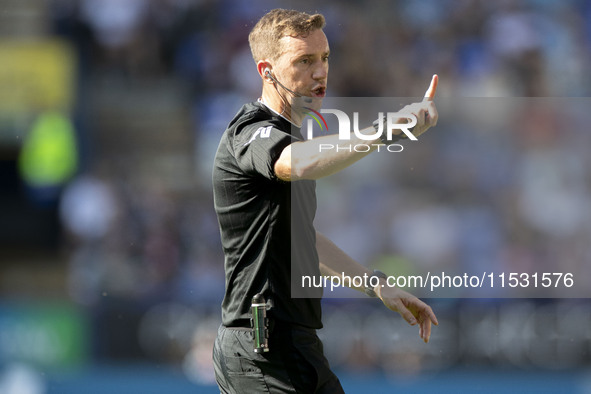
top-left (259, 95), bottom-right (300, 127)
top-left (261, 87), bottom-right (305, 127)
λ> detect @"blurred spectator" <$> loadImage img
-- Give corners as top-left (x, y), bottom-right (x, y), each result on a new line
top-left (59, 172), bottom-right (118, 305)
top-left (18, 111), bottom-right (78, 206)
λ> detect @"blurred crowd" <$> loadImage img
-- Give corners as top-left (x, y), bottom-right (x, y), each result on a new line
top-left (50, 0), bottom-right (591, 95)
top-left (315, 97), bottom-right (591, 299)
top-left (4, 0), bottom-right (591, 379)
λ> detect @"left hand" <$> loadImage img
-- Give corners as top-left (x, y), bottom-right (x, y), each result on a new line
top-left (377, 285), bottom-right (438, 343)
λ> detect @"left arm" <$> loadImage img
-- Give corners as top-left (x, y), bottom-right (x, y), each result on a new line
top-left (316, 231), bottom-right (438, 343)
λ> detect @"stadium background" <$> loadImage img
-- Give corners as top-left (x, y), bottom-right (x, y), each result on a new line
top-left (1, 0), bottom-right (591, 392)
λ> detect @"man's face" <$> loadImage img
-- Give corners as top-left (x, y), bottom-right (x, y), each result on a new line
top-left (274, 29), bottom-right (329, 104)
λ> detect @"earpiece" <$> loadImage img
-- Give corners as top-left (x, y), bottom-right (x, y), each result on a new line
top-left (261, 66), bottom-right (303, 99)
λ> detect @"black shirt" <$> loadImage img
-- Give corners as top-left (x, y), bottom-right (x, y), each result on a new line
top-left (212, 101), bottom-right (322, 329)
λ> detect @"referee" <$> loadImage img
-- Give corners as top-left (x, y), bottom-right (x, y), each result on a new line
top-left (212, 9), bottom-right (439, 393)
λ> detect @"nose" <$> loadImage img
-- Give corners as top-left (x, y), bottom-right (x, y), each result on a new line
top-left (312, 60), bottom-right (328, 81)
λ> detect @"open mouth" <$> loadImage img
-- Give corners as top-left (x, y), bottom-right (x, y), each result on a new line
top-left (311, 86), bottom-right (326, 97)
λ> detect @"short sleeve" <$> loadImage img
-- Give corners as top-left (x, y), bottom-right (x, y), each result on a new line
top-left (233, 123), bottom-right (296, 180)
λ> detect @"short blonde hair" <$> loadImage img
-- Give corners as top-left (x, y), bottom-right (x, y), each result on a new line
top-left (249, 9), bottom-right (326, 63)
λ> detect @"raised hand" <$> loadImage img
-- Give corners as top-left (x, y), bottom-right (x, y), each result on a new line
top-left (397, 74), bottom-right (439, 138)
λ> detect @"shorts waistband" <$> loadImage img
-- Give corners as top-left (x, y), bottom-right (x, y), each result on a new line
top-left (224, 319), bottom-right (316, 335)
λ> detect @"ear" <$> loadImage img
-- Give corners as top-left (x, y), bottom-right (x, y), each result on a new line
top-left (257, 60), bottom-right (273, 82)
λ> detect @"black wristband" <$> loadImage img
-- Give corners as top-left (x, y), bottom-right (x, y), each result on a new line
top-left (373, 116), bottom-right (407, 145)
top-left (365, 270), bottom-right (387, 298)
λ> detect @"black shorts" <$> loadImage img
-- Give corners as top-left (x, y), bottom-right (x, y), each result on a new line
top-left (212, 323), bottom-right (344, 394)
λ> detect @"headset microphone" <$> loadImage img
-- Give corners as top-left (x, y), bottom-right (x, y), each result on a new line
top-left (264, 68), bottom-right (312, 102)
top-left (265, 69), bottom-right (299, 97)
top-left (264, 68), bottom-right (314, 104)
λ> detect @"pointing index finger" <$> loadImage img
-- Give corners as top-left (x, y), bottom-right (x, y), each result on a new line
top-left (424, 74), bottom-right (438, 101)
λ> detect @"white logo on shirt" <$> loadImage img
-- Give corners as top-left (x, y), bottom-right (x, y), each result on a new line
top-left (244, 126), bottom-right (272, 146)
